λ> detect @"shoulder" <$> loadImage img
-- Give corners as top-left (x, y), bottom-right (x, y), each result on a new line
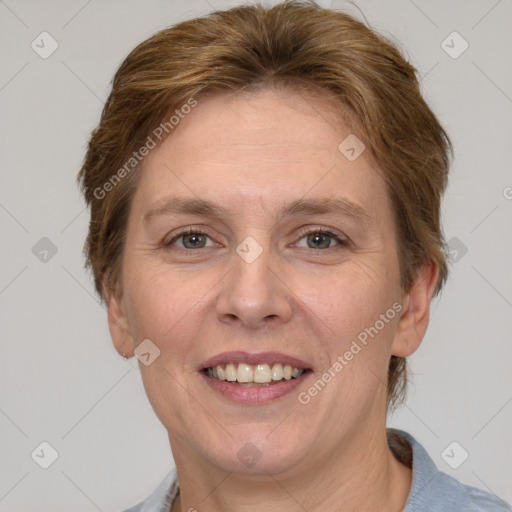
top-left (120, 467), bottom-right (178, 512)
top-left (390, 429), bottom-right (511, 512)
top-left (418, 470), bottom-right (512, 512)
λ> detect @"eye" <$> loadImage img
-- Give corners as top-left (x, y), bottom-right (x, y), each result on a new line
top-left (294, 227), bottom-right (349, 250)
top-left (163, 226), bottom-right (349, 252)
top-left (164, 228), bottom-right (216, 250)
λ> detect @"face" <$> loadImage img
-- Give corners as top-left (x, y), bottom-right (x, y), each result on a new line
top-left (108, 88), bottom-right (433, 477)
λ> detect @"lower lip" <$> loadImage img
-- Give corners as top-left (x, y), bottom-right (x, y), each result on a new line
top-left (201, 372), bottom-right (309, 404)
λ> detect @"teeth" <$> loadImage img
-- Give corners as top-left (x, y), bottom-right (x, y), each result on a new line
top-left (237, 363), bottom-right (253, 383)
top-left (254, 364), bottom-right (271, 383)
top-left (206, 362), bottom-right (305, 384)
top-left (225, 363), bottom-right (237, 382)
top-left (272, 363), bottom-right (283, 381)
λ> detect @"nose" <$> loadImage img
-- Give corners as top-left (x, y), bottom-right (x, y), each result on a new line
top-left (216, 243), bottom-right (293, 330)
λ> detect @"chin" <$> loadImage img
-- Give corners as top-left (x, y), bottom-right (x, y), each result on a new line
top-left (200, 426), bottom-right (314, 477)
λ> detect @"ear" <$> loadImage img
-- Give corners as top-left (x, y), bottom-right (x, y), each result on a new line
top-left (103, 274), bottom-right (135, 358)
top-left (392, 261), bottom-right (439, 357)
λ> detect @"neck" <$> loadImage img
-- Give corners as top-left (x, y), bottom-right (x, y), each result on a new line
top-left (170, 425), bottom-right (411, 512)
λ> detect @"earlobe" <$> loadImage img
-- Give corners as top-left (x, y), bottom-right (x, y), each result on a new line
top-left (392, 262), bottom-right (440, 357)
top-left (103, 275), bottom-right (135, 358)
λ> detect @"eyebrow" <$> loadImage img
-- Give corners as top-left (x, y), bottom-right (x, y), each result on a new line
top-left (143, 195), bottom-right (372, 226)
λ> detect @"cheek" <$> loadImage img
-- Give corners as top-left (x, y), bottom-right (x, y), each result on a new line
top-left (301, 275), bottom-right (400, 404)
top-left (295, 266), bottom-right (401, 410)
top-left (123, 262), bottom-right (224, 369)
top-left (299, 262), bottom-right (399, 337)
top-left (123, 267), bottom-right (185, 343)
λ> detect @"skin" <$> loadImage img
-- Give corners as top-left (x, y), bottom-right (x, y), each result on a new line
top-left (107, 88), bottom-right (439, 512)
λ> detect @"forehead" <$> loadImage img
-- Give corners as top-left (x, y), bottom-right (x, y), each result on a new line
top-left (165, 88), bottom-right (348, 162)
top-left (132, 88), bottom-right (390, 221)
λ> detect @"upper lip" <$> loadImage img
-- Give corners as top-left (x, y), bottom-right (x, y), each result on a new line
top-left (200, 351), bottom-right (311, 371)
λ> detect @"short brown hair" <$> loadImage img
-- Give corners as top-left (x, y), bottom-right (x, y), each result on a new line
top-left (77, 0), bottom-right (452, 408)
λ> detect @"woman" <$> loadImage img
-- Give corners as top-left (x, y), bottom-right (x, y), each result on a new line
top-left (78, 2), bottom-right (511, 511)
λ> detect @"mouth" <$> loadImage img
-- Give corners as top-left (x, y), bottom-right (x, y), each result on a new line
top-left (203, 362), bottom-right (308, 386)
top-left (199, 352), bottom-right (312, 403)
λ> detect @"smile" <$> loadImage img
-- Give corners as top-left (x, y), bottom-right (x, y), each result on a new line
top-left (200, 351), bottom-right (312, 403)
top-left (204, 363), bottom-right (306, 385)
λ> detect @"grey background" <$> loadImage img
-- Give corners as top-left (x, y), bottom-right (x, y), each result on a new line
top-left (0, 0), bottom-right (511, 510)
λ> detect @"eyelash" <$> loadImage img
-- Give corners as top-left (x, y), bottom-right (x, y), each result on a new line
top-left (163, 226), bottom-right (349, 252)
top-left (295, 226), bottom-right (349, 247)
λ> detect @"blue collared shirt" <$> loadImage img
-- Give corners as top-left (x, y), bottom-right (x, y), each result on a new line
top-left (123, 429), bottom-right (511, 511)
